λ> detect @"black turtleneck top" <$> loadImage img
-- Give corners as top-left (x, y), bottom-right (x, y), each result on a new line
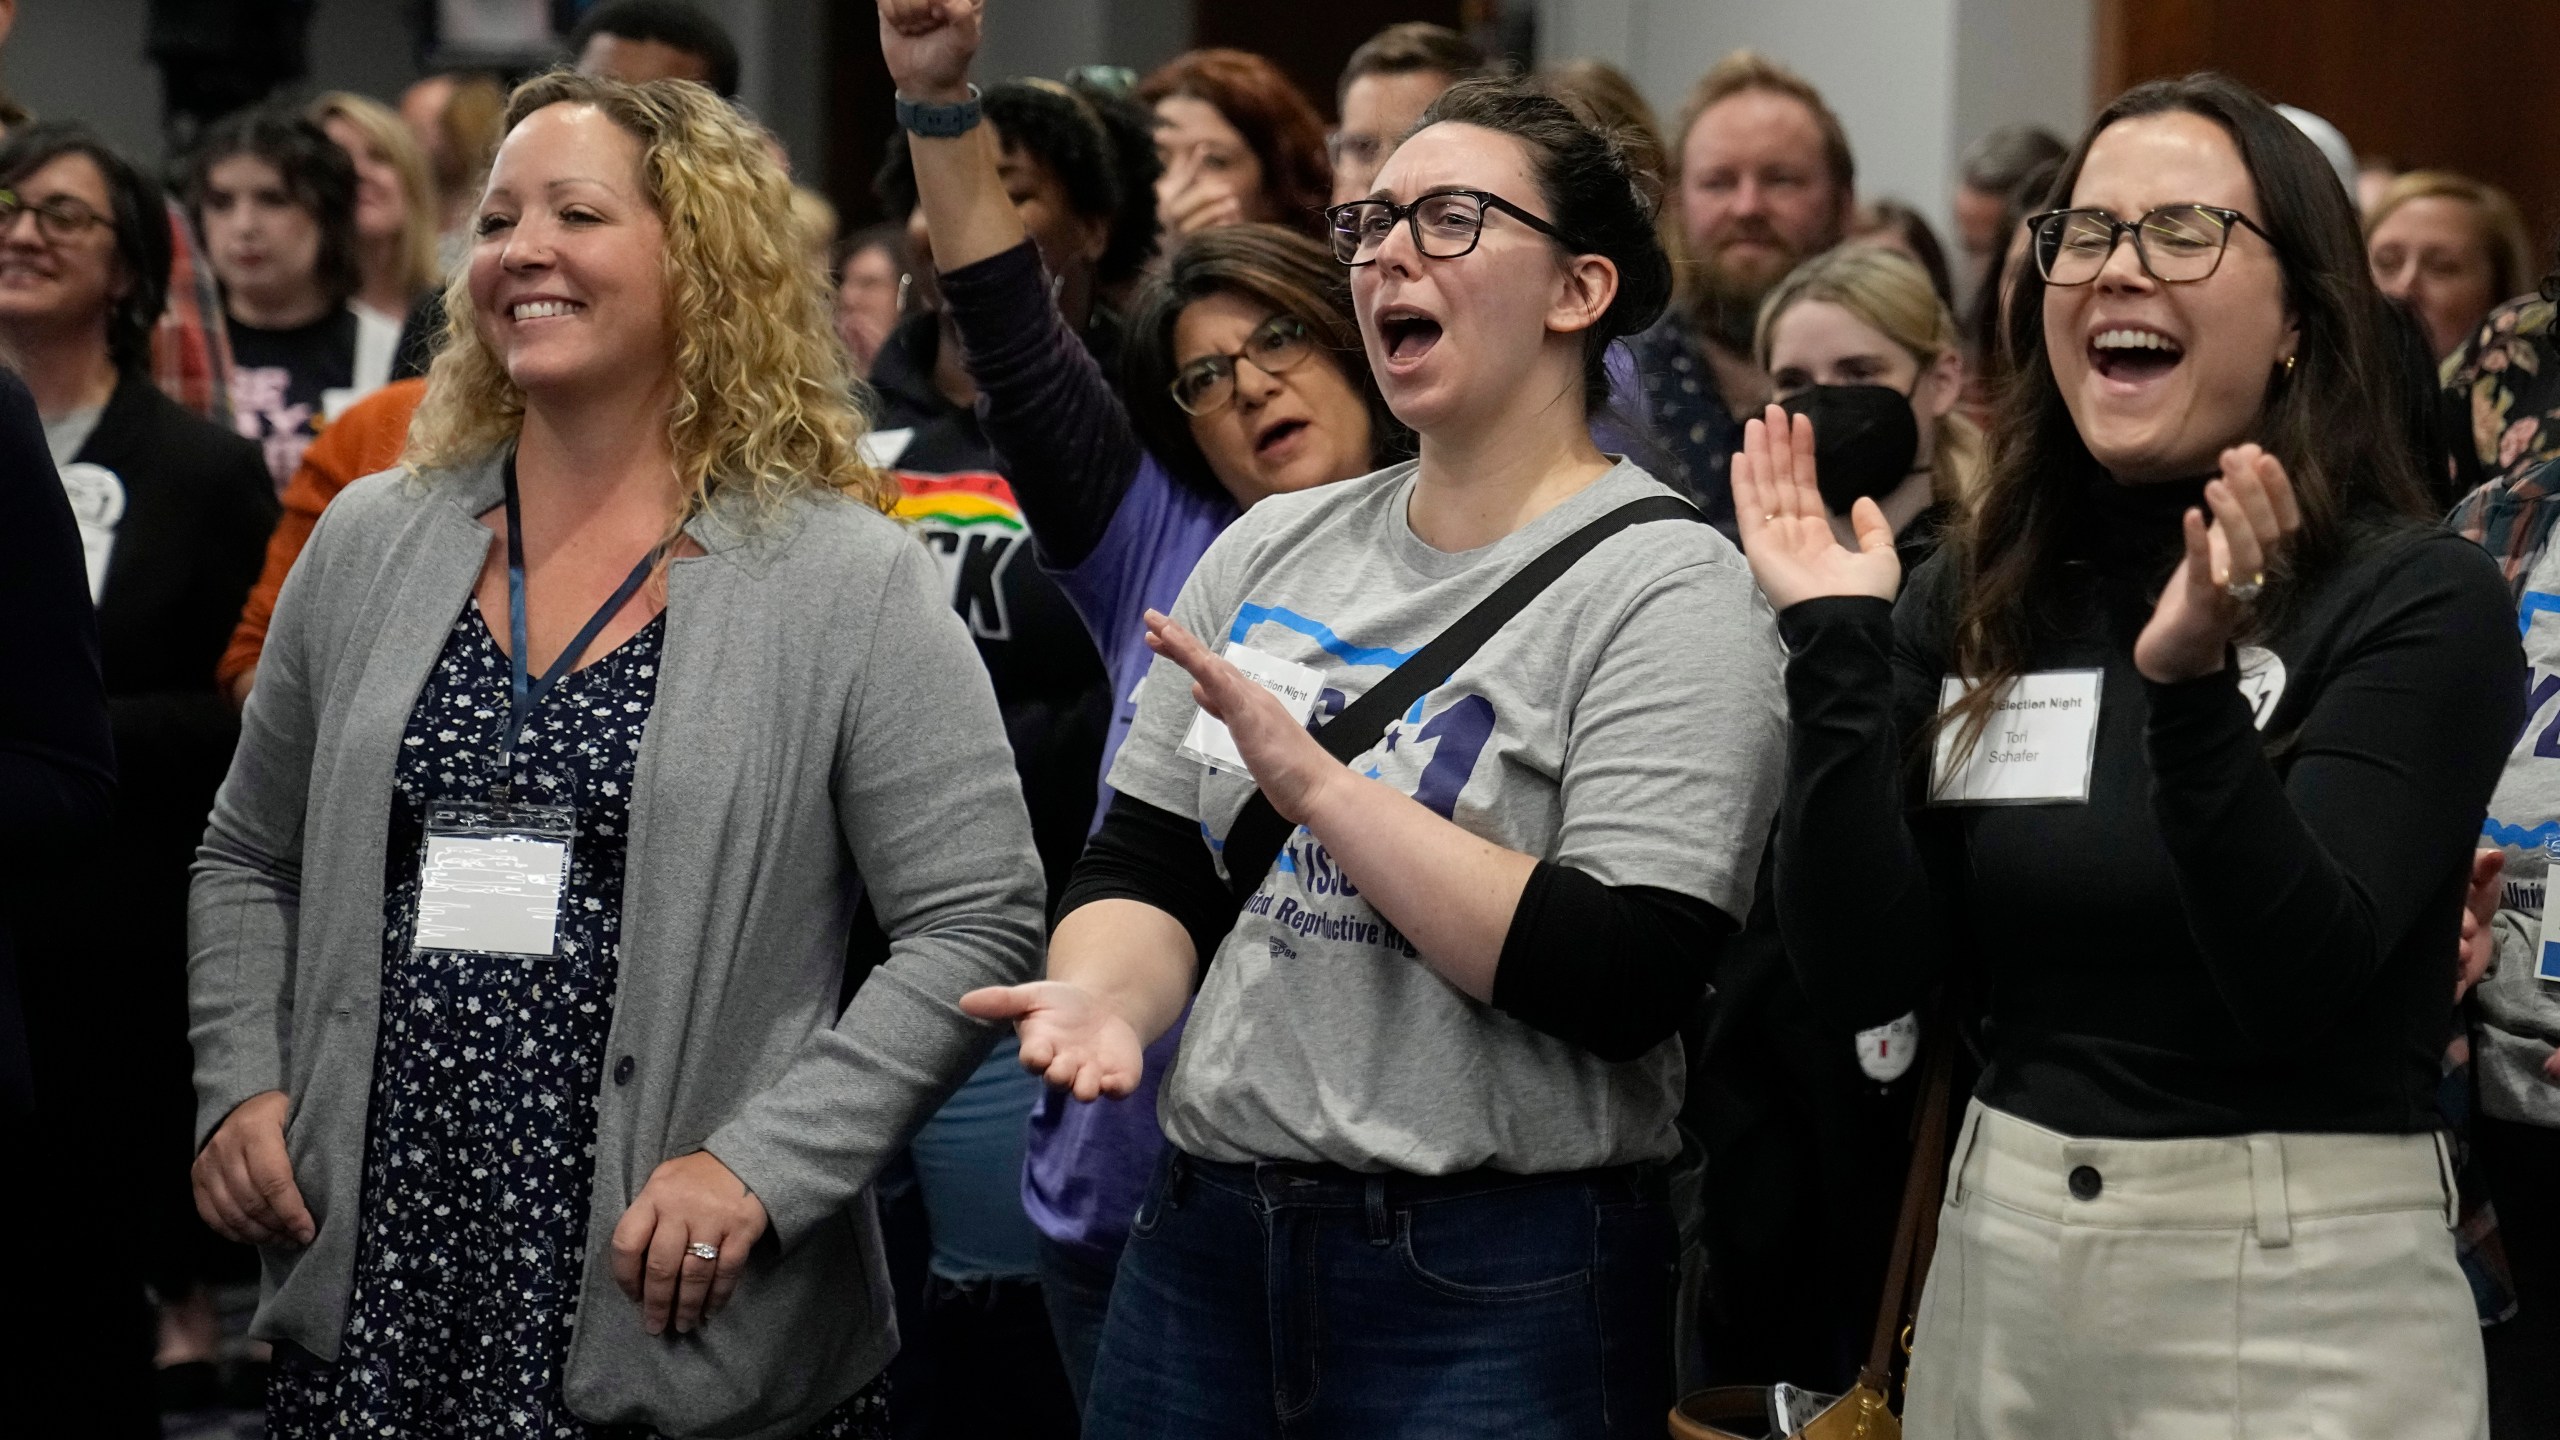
top-left (1774, 477), bottom-right (2523, 1136)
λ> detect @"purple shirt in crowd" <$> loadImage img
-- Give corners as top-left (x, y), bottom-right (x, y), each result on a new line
top-left (1030, 459), bottom-right (1229, 1263)
top-left (940, 241), bottom-right (1237, 1263)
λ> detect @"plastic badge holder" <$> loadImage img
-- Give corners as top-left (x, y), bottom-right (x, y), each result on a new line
top-left (412, 800), bottom-right (577, 958)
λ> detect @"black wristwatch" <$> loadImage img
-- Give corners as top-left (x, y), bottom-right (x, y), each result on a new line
top-left (896, 86), bottom-right (983, 138)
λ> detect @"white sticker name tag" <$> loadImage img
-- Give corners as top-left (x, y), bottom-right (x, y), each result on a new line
top-left (2538, 838), bottom-right (2560, 984)
top-left (1180, 642), bottom-right (1324, 773)
top-left (414, 833), bottom-right (568, 956)
top-left (1929, 669), bottom-right (2102, 805)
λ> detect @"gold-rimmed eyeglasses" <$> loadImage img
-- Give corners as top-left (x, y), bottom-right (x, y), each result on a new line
top-left (2027, 204), bottom-right (2280, 287)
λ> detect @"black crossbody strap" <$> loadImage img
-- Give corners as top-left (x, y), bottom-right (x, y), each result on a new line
top-left (1220, 494), bottom-right (1708, 906)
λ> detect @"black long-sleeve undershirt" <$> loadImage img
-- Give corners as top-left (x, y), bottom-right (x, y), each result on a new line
top-left (1063, 790), bottom-right (1729, 1062)
top-left (938, 242), bottom-right (1148, 569)
top-left (1774, 479), bottom-right (2523, 1137)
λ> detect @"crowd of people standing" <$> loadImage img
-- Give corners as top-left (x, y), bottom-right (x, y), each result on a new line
top-left (3, 0), bottom-right (2556, 1437)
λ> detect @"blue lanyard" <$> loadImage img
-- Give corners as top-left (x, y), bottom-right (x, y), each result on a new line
top-left (495, 455), bottom-right (662, 790)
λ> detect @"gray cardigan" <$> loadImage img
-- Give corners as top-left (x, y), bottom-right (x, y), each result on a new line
top-left (189, 452), bottom-right (1046, 1438)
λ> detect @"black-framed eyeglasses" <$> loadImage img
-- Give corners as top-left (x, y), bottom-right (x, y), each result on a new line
top-left (1169, 313), bottom-right (1317, 417)
top-left (2027, 204), bottom-right (2280, 286)
top-left (1323, 187), bottom-right (1570, 267)
top-left (0, 188), bottom-right (111, 243)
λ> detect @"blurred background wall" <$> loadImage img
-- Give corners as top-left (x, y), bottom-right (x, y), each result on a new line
top-left (9, 0), bottom-right (2556, 265)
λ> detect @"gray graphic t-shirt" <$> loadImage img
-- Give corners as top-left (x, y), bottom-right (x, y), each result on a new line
top-left (1108, 460), bottom-right (1787, 1173)
top-left (2479, 540), bottom-right (2560, 1127)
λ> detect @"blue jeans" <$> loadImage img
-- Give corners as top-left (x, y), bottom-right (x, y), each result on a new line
top-left (1084, 1150), bottom-right (1676, 1439)
top-left (907, 1035), bottom-right (1042, 1281)
top-left (1038, 1231), bottom-right (1121, 1413)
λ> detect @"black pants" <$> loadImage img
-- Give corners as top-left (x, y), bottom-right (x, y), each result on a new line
top-left (2477, 1112), bottom-right (2560, 1440)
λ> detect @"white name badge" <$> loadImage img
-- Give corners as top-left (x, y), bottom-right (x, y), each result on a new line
top-left (1179, 643), bottom-right (1323, 773)
top-left (412, 803), bottom-right (575, 957)
top-left (2538, 837), bottom-right (2560, 984)
top-left (1929, 669), bottom-right (2102, 805)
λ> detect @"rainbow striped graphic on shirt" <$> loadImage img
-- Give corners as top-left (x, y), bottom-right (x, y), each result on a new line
top-left (895, 471), bottom-right (1026, 531)
top-left (895, 471), bottom-right (1026, 640)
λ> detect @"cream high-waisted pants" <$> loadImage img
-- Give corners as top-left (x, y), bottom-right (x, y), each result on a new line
top-left (1904, 1100), bottom-right (2487, 1440)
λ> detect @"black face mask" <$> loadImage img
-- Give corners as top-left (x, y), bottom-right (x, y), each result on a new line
top-left (1777, 382), bottom-right (1923, 514)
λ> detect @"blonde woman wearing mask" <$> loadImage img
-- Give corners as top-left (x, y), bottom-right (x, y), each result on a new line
top-left (190, 72), bottom-right (1044, 1438)
top-left (1756, 244), bottom-right (1983, 564)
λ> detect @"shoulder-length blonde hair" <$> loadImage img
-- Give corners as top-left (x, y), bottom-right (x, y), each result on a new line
top-left (403, 70), bottom-right (885, 517)
top-left (1753, 244), bottom-right (1985, 506)
top-left (308, 91), bottom-right (441, 298)
top-left (2366, 169), bottom-right (2534, 309)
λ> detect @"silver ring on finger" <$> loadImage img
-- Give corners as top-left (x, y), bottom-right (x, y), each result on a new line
top-left (2224, 571), bottom-right (2265, 604)
top-left (686, 1241), bottom-right (719, 1262)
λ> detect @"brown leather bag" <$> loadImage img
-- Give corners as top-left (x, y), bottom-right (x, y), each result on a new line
top-left (1667, 1026), bottom-right (1958, 1440)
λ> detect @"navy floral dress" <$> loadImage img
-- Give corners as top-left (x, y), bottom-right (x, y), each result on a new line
top-left (270, 599), bottom-right (887, 1439)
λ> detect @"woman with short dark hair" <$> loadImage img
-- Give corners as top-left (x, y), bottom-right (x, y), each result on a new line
top-left (1737, 72), bottom-right (2514, 1434)
top-left (878, 1), bottom-right (1402, 1403)
top-left (187, 105), bottom-right (399, 487)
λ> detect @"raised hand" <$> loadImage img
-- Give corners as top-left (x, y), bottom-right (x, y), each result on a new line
top-left (193, 1089), bottom-right (315, 1248)
top-left (961, 981), bottom-right (1147, 1100)
top-left (609, 1150), bottom-right (767, 1336)
top-left (2134, 443), bottom-right (2302, 683)
top-left (1731, 404), bottom-right (1902, 609)
top-left (878, 0), bottom-right (981, 103)
top-left (1156, 144), bottom-right (1247, 239)
top-left (2458, 848), bottom-right (2503, 1002)
top-left (1143, 609), bottom-right (1344, 821)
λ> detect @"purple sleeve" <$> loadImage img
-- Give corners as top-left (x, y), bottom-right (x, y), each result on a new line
top-left (1045, 457), bottom-right (1234, 836)
top-left (938, 241), bottom-right (1147, 568)
top-left (1048, 456), bottom-right (1234, 683)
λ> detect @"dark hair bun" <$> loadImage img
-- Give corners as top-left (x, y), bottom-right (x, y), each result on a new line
top-left (1414, 76), bottom-right (1672, 413)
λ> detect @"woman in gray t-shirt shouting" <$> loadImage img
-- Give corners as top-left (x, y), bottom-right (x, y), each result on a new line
top-left (962, 77), bottom-right (1786, 1439)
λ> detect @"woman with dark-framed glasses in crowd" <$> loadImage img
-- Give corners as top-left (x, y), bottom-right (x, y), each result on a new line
top-left (964, 74), bottom-right (1784, 1438)
top-left (1735, 73), bottom-right (2514, 1436)
top-left (877, 0), bottom-right (1399, 1405)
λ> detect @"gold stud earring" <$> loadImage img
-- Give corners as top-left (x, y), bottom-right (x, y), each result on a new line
top-left (2283, 354), bottom-right (2297, 375)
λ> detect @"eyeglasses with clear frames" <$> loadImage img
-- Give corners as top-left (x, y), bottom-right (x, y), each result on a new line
top-left (1323, 188), bottom-right (1570, 267)
top-left (1169, 313), bottom-right (1318, 417)
top-left (2027, 203), bottom-right (2281, 287)
top-left (0, 188), bottom-right (111, 244)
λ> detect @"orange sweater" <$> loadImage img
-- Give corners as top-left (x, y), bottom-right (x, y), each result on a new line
top-left (218, 377), bottom-right (428, 690)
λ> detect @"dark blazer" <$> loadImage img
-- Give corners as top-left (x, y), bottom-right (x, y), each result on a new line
top-left (69, 369), bottom-right (273, 994)
top-left (78, 370), bottom-right (277, 724)
top-left (0, 368), bottom-right (114, 1118)
top-left (46, 372), bottom-right (272, 1262)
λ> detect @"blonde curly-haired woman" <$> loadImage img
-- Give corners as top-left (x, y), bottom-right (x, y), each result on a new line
top-left (188, 71), bottom-right (1045, 1438)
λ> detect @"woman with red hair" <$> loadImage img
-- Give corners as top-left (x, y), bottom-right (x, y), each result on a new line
top-left (1138, 49), bottom-right (1330, 241)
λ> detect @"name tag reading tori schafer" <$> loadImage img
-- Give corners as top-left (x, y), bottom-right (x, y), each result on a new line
top-left (412, 802), bottom-right (576, 957)
top-left (1928, 669), bottom-right (2103, 806)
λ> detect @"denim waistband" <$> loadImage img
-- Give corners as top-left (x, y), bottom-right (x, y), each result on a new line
top-left (1171, 1149), bottom-right (1663, 1209)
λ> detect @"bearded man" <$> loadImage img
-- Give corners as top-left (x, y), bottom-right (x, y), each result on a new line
top-left (1604, 52), bottom-right (1853, 537)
